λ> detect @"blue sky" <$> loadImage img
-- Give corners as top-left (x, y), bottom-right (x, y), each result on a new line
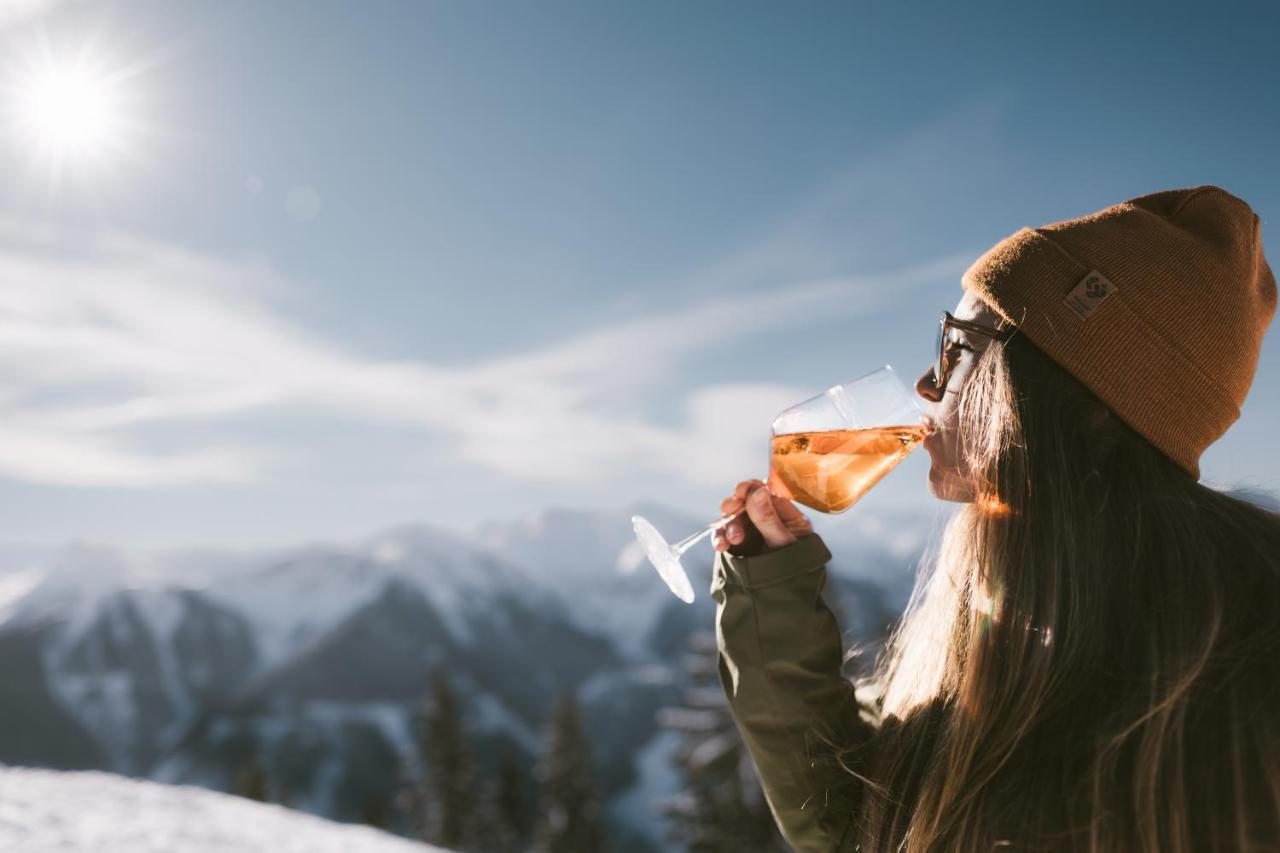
top-left (0, 0), bottom-right (1277, 549)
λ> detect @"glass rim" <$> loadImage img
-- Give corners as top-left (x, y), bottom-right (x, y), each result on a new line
top-left (771, 363), bottom-right (924, 434)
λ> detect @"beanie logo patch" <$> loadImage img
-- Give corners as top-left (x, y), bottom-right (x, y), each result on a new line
top-left (1064, 270), bottom-right (1117, 320)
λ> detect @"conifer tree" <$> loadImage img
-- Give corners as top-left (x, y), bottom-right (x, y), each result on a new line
top-left (359, 792), bottom-right (391, 829)
top-left (395, 753), bottom-right (428, 840)
top-left (418, 668), bottom-right (476, 849)
top-left (533, 692), bottom-right (606, 853)
top-left (469, 752), bottom-right (527, 853)
top-left (496, 752), bottom-right (528, 843)
top-left (234, 756), bottom-right (270, 803)
top-left (659, 630), bottom-right (789, 852)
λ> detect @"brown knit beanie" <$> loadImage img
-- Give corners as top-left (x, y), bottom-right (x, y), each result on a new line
top-left (961, 185), bottom-right (1277, 480)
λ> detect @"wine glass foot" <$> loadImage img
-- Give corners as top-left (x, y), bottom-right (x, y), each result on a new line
top-left (631, 515), bottom-right (696, 604)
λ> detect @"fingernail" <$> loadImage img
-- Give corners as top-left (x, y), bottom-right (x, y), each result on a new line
top-left (752, 488), bottom-right (769, 503)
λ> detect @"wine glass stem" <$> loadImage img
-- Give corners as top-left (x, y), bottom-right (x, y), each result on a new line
top-left (672, 511), bottom-right (745, 555)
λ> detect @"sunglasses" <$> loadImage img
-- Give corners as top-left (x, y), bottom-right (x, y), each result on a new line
top-left (934, 310), bottom-right (1017, 391)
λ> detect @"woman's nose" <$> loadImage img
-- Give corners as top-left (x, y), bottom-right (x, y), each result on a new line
top-left (915, 365), bottom-right (943, 403)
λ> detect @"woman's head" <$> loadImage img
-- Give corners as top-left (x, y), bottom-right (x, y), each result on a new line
top-left (913, 289), bottom-right (1124, 506)
top-left (915, 184), bottom-right (1276, 502)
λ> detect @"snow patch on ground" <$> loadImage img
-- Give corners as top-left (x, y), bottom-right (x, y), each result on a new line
top-left (0, 766), bottom-right (450, 853)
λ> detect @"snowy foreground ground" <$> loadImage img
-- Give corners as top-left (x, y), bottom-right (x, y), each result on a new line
top-left (0, 767), bottom-right (451, 853)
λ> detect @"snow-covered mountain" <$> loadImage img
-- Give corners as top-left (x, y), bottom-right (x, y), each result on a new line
top-left (0, 501), bottom-right (935, 851)
top-left (477, 502), bottom-right (712, 659)
top-left (0, 766), bottom-right (450, 852)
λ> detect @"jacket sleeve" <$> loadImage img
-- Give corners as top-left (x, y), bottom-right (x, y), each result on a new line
top-left (712, 532), bottom-right (871, 852)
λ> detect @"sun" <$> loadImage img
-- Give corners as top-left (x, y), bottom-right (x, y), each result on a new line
top-left (15, 60), bottom-right (124, 158)
top-left (2, 32), bottom-right (149, 184)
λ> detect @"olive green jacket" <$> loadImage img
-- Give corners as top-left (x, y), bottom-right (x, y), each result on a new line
top-left (712, 532), bottom-right (873, 853)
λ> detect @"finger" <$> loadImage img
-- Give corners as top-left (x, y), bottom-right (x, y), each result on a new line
top-left (713, 524), bottom-right (742, 550)
top-left (733, 479), bottom-right (764, 503)
top-left (772, 494), bottom-right (810, 527)
top-left (745, 484), bottom-right (797, 549)
top-left (722, 477), bottom-right (762, 514)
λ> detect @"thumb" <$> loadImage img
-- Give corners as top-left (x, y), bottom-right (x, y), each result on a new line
top-left (746, 485), bottom-right (797, 550)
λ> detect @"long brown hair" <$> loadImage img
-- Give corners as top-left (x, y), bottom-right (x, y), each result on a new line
top-left (842, 330), bottom-right (1280, 851)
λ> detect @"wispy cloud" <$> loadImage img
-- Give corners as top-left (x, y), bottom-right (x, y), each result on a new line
top-left (0, 219), bottom-right (969, 491)
top-left (0, 423), bottom-right (256, 487)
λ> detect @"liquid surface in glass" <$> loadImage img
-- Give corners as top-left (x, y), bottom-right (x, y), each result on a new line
top-left (767, 424), bottom-right (928, 513)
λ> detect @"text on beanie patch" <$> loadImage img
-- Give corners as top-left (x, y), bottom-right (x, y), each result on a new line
top-left (1064, 270), bottom-right (1117, 320)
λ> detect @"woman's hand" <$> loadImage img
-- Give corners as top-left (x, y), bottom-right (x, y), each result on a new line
top-left (712, 478), bottom-right (814, 557)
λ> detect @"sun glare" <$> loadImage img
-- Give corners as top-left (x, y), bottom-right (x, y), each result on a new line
top-left (16, 61), bottom-right (123, 157)
top-left (2, 32), bottom-right (150, 186)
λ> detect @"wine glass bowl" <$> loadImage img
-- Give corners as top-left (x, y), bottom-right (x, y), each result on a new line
top-left (633, 365), bottom-right (928, 604)
top-left (767, 367), bottom-right (929, 514)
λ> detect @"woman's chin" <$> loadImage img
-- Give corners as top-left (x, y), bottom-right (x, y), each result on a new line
top-left (928, 463), bottom-right (973, 504)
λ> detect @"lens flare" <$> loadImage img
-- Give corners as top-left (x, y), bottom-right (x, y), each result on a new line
top-left (975, 492), bottom-right (1012, 517)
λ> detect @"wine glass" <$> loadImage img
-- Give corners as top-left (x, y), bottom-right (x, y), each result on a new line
top-left (632, 364), bottom-right (928, 603)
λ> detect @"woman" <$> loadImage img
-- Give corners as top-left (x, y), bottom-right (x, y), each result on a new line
top-left (711, 185), bottom-right (1280, 852)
